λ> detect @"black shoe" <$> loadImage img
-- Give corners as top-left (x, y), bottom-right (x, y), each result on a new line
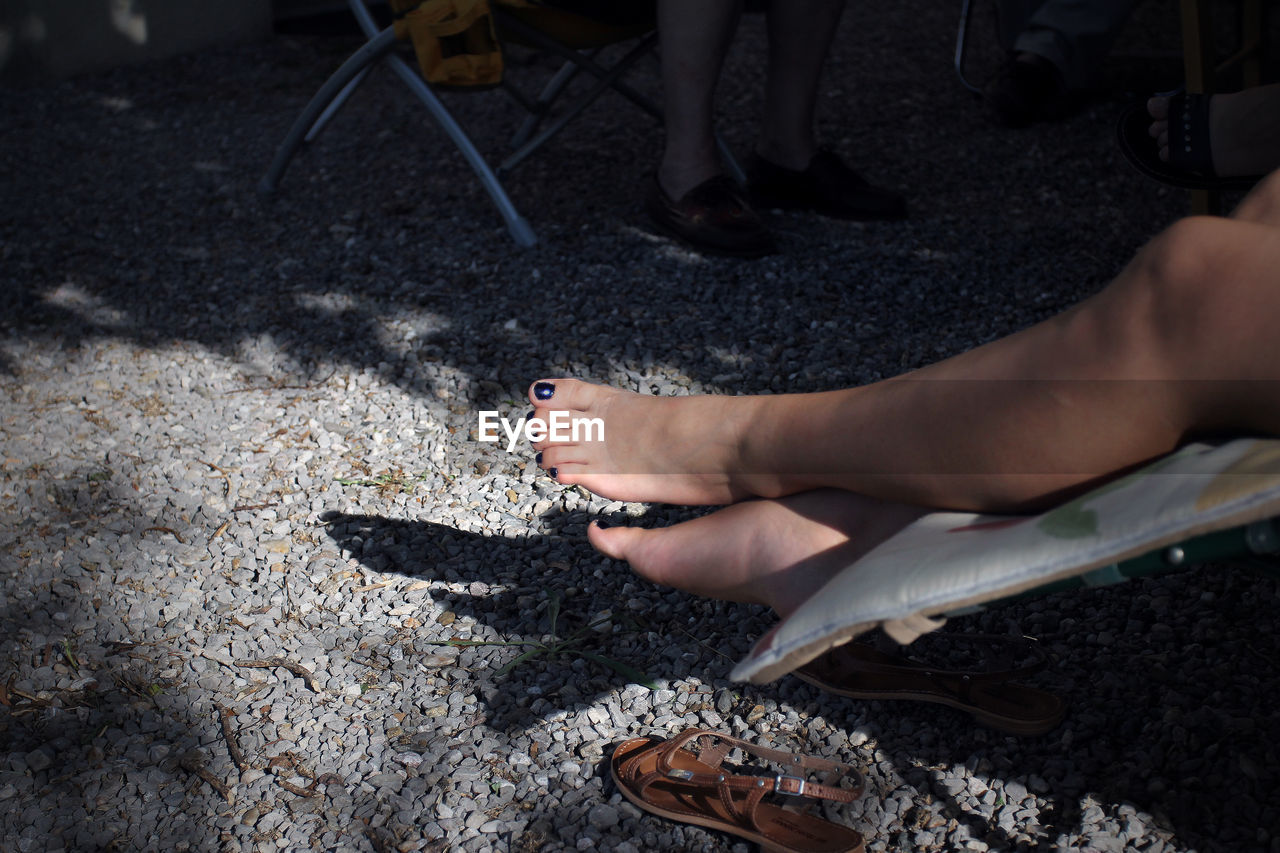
top-left (746, 149), bottom-right (907, 221)
top-left (983, 52), bottom-right (1067, 127)
top-left (644, 175), bottom-right (777, 258)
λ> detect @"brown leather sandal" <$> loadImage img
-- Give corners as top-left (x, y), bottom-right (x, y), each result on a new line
top-left (610, 728), bottom-right (866, 853)
top-left (794, 634), bottom-right (1066, 737)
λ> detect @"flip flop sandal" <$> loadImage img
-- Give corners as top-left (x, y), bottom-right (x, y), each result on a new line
top-left (610, 728), bottom-right (866, 853)
top-left (1116, 95), bottom-right (1263, 192)
top-left (794, 634), bottom-right (1066, 737)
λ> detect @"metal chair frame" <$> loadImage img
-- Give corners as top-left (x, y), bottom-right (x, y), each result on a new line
top-left (259, 0), bottom-right (742, 247)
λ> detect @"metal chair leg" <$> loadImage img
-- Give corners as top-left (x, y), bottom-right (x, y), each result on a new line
top-left (383, 51), bottom-right (537, 247)
top-left (494, 11), bottom-right (661, 119)
top-left (510, 56), bottom-right (589, 148)
top-left (305, 66), bottom-right (373, 144)
top-left (259, 28), bottom-right (399, 195)
top-left (1180, 0), bottom-right (1219, 215)
top-left (955, 0), bottom-right (984, 95)
top-left (497, 32), bottom-right (657, 174)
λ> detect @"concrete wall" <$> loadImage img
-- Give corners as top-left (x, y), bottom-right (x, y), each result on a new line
top-left (0, 0), bottom-right (273, 80)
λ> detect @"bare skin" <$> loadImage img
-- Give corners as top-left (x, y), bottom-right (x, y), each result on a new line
top-left (531, 211), bottom-right (1280, 512)
top-left (1148, 84), bottom-right (1280, 177)
top-left (528, 172), bottom-right (1280, 611)
top-left (589, 490), bottom-right (924, 617)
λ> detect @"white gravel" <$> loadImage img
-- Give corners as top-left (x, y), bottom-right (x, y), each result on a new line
top-left (1, 2), bottom-right (1278, 852)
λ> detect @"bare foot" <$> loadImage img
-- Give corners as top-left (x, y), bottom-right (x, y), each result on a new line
top-left (526, 378), bottom-right (766, 505)
top-left (1148, 84), bottom-right (1280, 177)
top-left (588, 489), bottom-right (925, 618)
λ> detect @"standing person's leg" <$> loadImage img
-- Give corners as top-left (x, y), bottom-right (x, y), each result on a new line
top-left (647, 0), bottom-right (777, 257)
top-left (986, 0), bottom-right (1142, 126)
top-left (530, 172), bottom-right (1280, 512)
top-left (746, 0), bottom-right (906, 219)
top-left (1014, 0), bottom-right (1142, 91)
top-left (655, 0), bottom-right (743, 200)
top-left (755, 0), bottom-right (846, 170)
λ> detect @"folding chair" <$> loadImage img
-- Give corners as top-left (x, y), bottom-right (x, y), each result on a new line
top-left (259, 0), bottom-right (741, 247)
top-left (735, 437), bottom-right (1280, 684)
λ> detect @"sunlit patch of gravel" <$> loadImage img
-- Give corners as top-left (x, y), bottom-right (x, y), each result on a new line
top-left (0, 3), bottom-right (1277, 851)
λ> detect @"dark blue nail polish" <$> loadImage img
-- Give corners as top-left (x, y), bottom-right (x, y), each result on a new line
top-left (548, 467), bottom-right (558, 480)
top-left (596, 520), bottom-right (610, 529)
top-left (534, 382), bottom-right (555, 400)
top-left (526, 410), bottom-right (536, 422)
top-left (535, 452), bottom-right (543, 465)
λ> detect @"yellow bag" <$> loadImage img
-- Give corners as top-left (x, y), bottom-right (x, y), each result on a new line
top-left (391, 0), bottom-right (504, 88)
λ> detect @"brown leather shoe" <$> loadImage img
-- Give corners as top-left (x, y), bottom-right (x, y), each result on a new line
top-left (794, 634), bottom-right (1066, 737)
top-left (644, 175), bottom-right (777, 258)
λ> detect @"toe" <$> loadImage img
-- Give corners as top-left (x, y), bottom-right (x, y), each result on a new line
top-left (527, 378), bottom-right (609, 412)
top-left (587, 521), bottom-right (646, 562)
top-left (1147, 96), bottom-right (1170, 120)
top-left (1149, 118), bottom-right (1167, 139)
top-left (588, 521), bottom-right (682, 589)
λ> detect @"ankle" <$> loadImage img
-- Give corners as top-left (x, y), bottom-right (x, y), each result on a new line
top-left (753, 140), bottom-right (817, 172)
top-left (729, 394), bottom-right (801, 498)
top-left (657, 162), bottom-right (722, 201)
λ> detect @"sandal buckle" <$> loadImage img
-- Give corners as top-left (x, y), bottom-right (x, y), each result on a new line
top-left (774, 774), bottom-right (806, 797)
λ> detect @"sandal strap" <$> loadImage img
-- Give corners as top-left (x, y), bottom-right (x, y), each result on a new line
top-left (1167, 92), bottom-right (1216, 176)
top-left (650, 728), bottom-right (863, 806)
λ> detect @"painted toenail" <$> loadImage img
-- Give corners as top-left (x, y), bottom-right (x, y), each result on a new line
top-left (548, 467), bottom-right (558, 480)
top-left (534, 382), bottom-right (555, 400)
top-left (535, 452), bottom-right (543, 465)
top-left (596, 520), bottom-right (610, 529)
top-left (526, 410), bottom-right (536, 422)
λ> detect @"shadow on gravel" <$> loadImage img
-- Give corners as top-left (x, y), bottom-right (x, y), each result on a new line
top-left (0, 563), bottom-right (637, 852)
top-left (319, 508), bottom-right (717, 734)
top-left (0, 6), bottom-right (1188, 409)
top-left (320, 507), bottom-right (1280, 851)
top-left (0, 603), bottom-right (238, 849)
top-left (781, 571), bottom-right (1280, 853)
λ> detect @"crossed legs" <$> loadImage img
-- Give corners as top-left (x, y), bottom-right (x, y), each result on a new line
top-left (526, 171), bottom-right (1280, 614)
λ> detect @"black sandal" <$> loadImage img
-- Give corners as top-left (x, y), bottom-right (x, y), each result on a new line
top-left (1116, 95), bottom-right (1264, 192)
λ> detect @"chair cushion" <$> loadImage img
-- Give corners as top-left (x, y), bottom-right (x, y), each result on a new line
top-left (733, 438), bottom-right (1280, 684)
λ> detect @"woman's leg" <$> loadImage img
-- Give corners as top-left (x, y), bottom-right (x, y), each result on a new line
top-left (756, 0), bottom-right (846, 169)
top-left (655, 0), bottom-right (743, 199)
top-left (531, 172), bottom-right (1280, 512)
top-left (589, 489), bottom-right (925, 617)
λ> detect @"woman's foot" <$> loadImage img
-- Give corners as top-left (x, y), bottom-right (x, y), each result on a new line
top-left (527, 378), bottom-right (763, 505)
top-left (1148, 84), bottom-right (1280, 178)
top-left (589, 489), bottom-right (925, 618)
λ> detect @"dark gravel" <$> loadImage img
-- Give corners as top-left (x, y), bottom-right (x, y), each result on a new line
top-left (2, 2), bottom-right (1278, 851)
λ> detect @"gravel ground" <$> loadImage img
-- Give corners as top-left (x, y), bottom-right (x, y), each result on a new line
top-left (3, 2), bottom-right (1280, 851)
